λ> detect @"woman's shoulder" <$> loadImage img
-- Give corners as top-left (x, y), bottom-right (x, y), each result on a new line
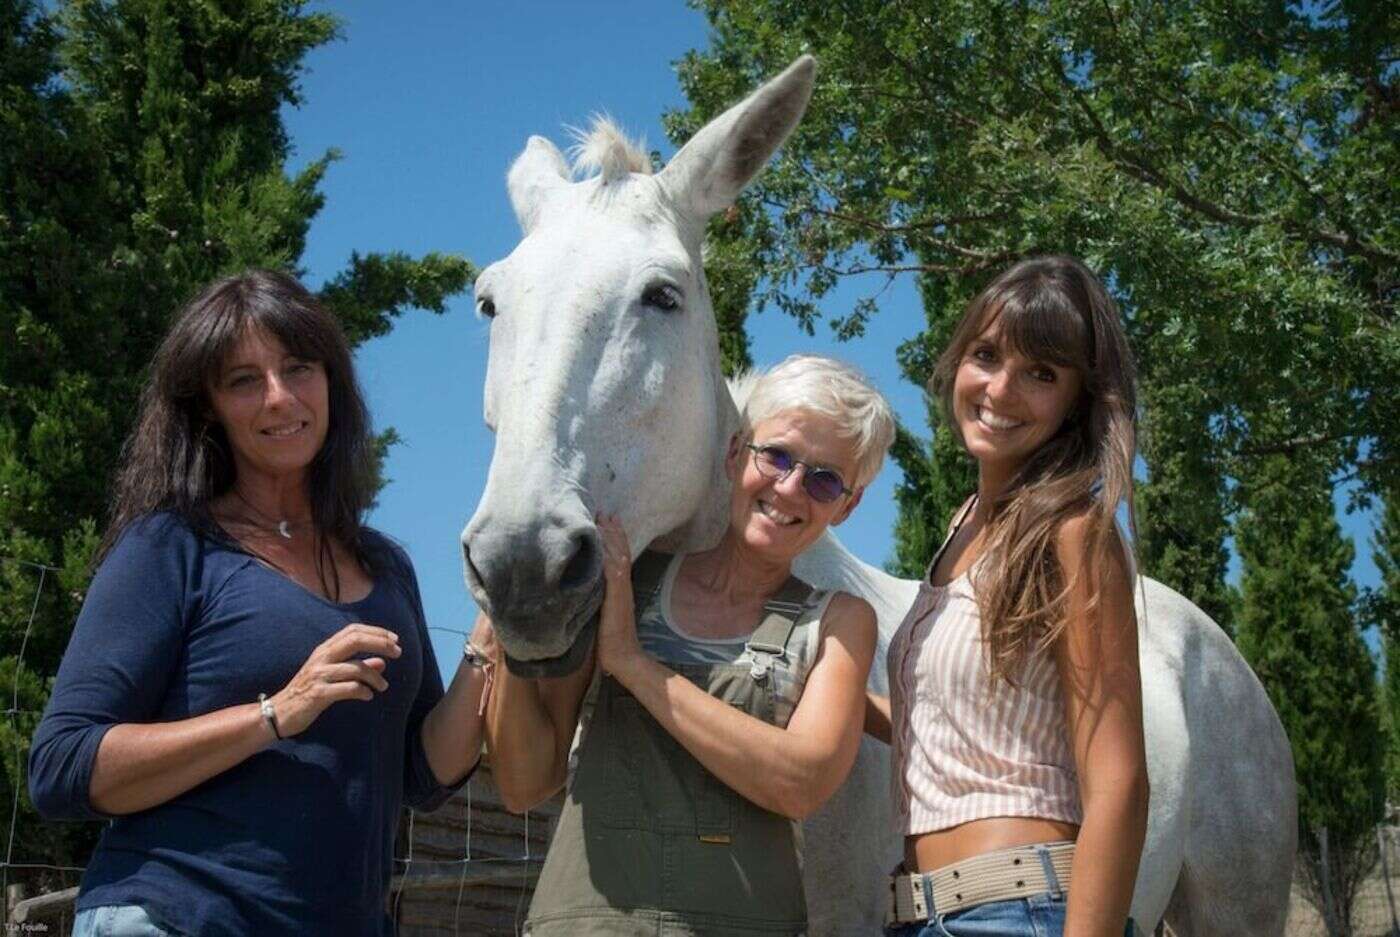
top-left (818, 590), bottom-right (877, 642)
top-left (104, 510), bottom-right (205, 560)
top-left (91, 511), bottom-right (222, 598)
top-left (825, 589), bottom-right (874, 618)
top-left (1051, 507), bottom-right (1135, 594)
top-left (1052, 507), bottom-right (1128, 559)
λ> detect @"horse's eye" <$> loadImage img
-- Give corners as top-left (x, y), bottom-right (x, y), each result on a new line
top-left (642, 284), bottom-right (682, 313)
top-left (477, 297), bottom-right (497, 319)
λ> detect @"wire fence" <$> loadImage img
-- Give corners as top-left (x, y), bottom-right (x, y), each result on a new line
top-left (1286, 825), bottom-right (1400, 937)
top-left (2, 554), bottom-right (92, 931)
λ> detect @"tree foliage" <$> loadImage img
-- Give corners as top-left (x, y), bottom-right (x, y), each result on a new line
top-left (1235, 447), bottom-right (1384, 930)
top-left (0, 0), bottom-right (473, 887)
top-left (667, 0), bottom-right (1397, 613)
top-left (1368, 495), bottom-right (1400, 800)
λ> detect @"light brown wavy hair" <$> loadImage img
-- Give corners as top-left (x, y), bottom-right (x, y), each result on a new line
top-left (930, 255), bottom-right (1138, 684)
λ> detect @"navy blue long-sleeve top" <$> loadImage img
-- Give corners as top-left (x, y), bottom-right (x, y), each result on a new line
top-left (29, 512), bottom-right (467, 936)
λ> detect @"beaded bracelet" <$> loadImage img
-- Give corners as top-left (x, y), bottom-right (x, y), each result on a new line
top-left (463, 642), bottom-right (496, 717)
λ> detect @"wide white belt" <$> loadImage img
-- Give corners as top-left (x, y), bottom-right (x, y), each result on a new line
top-left (887, 841), bottom-right (1075, 925)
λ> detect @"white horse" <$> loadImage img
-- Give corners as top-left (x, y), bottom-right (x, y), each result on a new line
top-left (461, 56), bottom-right (1297, 936)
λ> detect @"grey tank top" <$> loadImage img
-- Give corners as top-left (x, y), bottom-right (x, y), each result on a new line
top-left (637, 553), bottom-right (836, 728)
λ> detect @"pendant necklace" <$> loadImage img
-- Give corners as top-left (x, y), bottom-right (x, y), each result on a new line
top-left (230, 489), bottom-right (311, 540)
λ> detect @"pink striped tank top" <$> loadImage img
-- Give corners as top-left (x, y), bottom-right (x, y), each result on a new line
top-left (888, 498), bottom-right (1083, 835)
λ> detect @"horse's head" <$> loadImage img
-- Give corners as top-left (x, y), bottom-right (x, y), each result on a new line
top-left (463, 57), bottom-right (815, 676)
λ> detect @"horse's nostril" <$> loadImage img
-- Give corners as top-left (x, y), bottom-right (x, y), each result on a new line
top-left (558, 532), bottom-right (596, 591)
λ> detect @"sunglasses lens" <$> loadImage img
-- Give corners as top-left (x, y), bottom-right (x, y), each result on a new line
top-left (804, 470), bottom-right (845, 503)
top-left (756, 445), bottom-right (793, 476)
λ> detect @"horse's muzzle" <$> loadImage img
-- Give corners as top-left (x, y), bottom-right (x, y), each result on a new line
top-left (502, 610), bottom-right (599, 678)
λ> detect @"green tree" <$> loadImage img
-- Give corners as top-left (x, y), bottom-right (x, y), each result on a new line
top-left (668, 0), bottom-right (1398, 609)
top-left (1367, 495), bottom-right (1400, 799)
top-left (0, 0), bottom-right (473, 889)
top-left (1382, 633), bottom-right (1400, 803)
top-left (1236, 448), bottom-right (1383, 932)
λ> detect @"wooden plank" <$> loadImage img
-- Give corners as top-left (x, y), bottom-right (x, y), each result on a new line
top-left (392, 860), bottom-right (544, 890)
top-left (11, 885), bottom-right (78, 923)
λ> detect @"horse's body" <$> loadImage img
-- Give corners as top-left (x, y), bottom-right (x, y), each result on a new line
top-left (462, 57), bottom-right (1297, 935)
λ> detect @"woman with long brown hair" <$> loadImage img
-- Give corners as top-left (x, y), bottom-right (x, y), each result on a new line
top-left (875, 255), bottom-right (1147, 937)
top-left (30, 270), bottom-right (486, 936)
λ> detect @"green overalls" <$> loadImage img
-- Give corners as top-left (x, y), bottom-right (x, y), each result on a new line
top-left (524, 552), bottom-right (828, 936)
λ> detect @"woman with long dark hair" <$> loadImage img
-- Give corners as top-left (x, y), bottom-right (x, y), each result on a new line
top-left (30, 270), bottom-right (486, 936)
top-left (875, 256), bottom-right (1148, 937)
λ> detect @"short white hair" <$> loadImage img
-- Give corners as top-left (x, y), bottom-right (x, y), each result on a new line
top-left (740, 354), bottom-right (896, 489)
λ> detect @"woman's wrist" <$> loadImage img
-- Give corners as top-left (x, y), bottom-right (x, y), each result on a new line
top-left (256, 693), bottom-right (283, 740)
top-left (605, 641), bottom-right (651, 687)
top-left (458, 644), bottom-right (495, 716)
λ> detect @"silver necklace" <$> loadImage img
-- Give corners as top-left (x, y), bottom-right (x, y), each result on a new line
top-left (229, 489), bottom-right (311, 540)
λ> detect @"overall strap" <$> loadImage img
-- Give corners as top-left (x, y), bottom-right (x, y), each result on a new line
top-left (745, 576), bottom-right (828, 683)
top-left (630, 550), bottom-right (672, 607)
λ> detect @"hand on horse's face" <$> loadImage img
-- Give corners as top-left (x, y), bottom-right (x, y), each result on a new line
top-left (596, 514), bottom-right (645, 678)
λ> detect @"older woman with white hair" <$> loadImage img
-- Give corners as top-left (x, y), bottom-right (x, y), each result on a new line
top-left (477, 354), bottom-right (895, 936)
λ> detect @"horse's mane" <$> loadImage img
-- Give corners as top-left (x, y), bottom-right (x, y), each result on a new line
top-left (568, 115), bottom-right (652, 182)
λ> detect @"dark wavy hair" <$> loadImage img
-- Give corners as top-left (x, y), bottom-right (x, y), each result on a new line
top-left (930, 255), bottom-right (1138, 684)
top-left (100, 269), bottom-right (377, 578)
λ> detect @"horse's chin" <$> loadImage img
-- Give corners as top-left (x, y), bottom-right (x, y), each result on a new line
top-left (497, 579), bottom-right (604, 678)
top-left (502, 612), bottom-right (598, 678)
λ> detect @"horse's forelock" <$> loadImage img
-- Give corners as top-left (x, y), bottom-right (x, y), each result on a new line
top-left (568, 115), bottom-right (653, 183)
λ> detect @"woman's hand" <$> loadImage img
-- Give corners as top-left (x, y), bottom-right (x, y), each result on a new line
top-left (595, 514), bottom-right (645, 679)
top-left (269, 623), bottom-right (401, 737)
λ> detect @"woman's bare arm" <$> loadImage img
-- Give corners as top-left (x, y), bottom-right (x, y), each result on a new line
top-left (476, 614), bottom-right (595, 812)
top-left (1054, 517), bottom-right (1150, 937)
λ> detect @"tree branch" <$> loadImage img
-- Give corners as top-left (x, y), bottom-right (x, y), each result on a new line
top-left (761, 196), bottom-right (1008, 236)
top-left (1051, 58), bottom-right (1400, 268)
top-left (1236, 432), bottom-right (1357, 457)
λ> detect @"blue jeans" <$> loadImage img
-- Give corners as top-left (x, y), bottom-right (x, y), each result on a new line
top-left (885, 893), bottom-right (1137, 937)
top-left (72, 905), bottom-right (179, 937)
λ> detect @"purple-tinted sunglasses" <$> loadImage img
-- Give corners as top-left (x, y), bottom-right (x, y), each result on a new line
top-left (746, 443), bottom-right (853, 504)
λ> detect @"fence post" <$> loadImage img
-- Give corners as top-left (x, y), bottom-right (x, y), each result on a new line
top-left (1318, 826), bottom-right (1344, 937)
top-left (1379, 825), bottom-right (1400, 937)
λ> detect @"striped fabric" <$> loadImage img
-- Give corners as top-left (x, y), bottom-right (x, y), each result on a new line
top-left (888, 520), bottom-right (1082, 836)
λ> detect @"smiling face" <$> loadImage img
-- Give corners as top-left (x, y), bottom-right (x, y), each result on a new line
top-left (725, 409), bottom-right (864, 564)
top-left (207, 326), bottom-right (329, 488)
top-left (952, 320), bottom-right (1084, 480)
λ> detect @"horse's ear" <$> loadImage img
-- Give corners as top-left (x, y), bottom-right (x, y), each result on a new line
top-left (508, 136), bottom-right (570, 234)
top-left (658, 55), bottom-right (815, 221)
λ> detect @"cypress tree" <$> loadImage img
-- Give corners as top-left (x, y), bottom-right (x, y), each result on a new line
top-left (1367, 496), bottom-right (1400, 800)
top-left (1137, 396), bottom-right (1235, 634)
top-left (1236, 450), bottom-right (1384, 930)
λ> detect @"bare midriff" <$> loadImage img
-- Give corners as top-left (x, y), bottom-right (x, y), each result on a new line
top-left (906, 817), bottom-right (1080, 872)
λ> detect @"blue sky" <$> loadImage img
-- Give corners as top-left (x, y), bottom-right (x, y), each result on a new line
top-left (281, 1), bottom-right (1382, 676)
